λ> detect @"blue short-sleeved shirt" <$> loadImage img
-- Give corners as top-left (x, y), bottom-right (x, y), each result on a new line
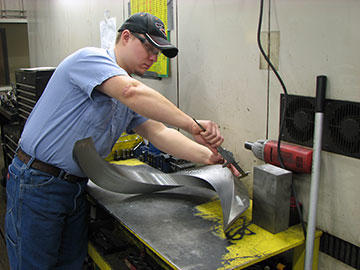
top-left (20, 47), bottom-right (148, 177)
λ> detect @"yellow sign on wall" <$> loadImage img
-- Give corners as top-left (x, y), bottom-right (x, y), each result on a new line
top-left (130, 0), bottom-right (169, 77)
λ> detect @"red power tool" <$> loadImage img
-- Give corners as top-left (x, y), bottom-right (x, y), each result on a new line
top-left (244, 140), bottom-right (313, 173)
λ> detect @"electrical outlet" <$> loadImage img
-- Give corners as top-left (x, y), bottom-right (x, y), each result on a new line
top-left (259, 31), bottom-right (280, 70)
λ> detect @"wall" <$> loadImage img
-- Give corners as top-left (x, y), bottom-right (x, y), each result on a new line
top-left (25, 0), bottom-right (125, 66)
top-left (23, 0), bottom-right (360, 269)
top-left (265, 2), bottom-right (360, 269)
top-left (0, 23), bottom-right (30, 84)
top-left (266, 0), bottom-right (360, 248)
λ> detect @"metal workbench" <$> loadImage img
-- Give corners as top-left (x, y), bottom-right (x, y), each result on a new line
top-left (86, 160), bottom-right (322, 270)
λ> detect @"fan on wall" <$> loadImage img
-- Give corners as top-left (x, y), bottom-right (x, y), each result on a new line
top-left (280, 94), bottom-right (360, 159)
top-left (324, 100), bottom-right (360, 158)
top-left (280, 94), bottom-right (315, 147)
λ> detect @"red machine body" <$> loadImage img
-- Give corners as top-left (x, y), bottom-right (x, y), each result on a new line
top-left (245, 140), bottom-right (313, 173)
top-left (263, 140), bottom-right (313, 173)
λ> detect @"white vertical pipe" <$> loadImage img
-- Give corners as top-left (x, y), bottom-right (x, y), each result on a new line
top-left (304, 75), bottom-right (327, 270)
top-left (304, 113), bottom-right (323, 270)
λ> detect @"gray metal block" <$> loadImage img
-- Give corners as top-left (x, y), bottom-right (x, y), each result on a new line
top-left (253, 164), bottom-right (292, 234)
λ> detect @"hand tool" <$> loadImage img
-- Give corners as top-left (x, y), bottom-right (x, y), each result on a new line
top-left (244, 140), bottom-right (313, 173)
top-left (192, 118), bottom-right (249, 178)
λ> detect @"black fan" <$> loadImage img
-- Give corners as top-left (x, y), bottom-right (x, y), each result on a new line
top-left (325, 101), bottom-right (360, 156)
top-left (280, 94), bottom-right (315, 146)
top-left (280, 94), bottom-right (360, 159)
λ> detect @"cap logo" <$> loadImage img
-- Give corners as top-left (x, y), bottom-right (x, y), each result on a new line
top-left (155, 22), bottom-right (166, 37)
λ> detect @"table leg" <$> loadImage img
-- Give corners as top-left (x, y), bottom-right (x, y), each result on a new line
top-left (293, 235), bottom-right (321, 270)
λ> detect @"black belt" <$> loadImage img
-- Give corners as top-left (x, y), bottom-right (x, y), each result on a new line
top-left (17, 149), bottom-right (87, 183)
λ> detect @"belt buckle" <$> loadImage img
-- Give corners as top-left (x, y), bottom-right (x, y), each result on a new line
top-left (63, 173), bottom-right (75, 183)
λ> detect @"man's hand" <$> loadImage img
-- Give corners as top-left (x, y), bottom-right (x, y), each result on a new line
top-left (207, 147), bottom-right (242, 177)
top-left (190, 120), bottom-right (224, 148)
top-left (190, 120), bottom-right (241, 177)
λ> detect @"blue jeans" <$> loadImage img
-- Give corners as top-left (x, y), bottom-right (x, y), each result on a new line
top-left (5, 156), bottom-right (89, 270)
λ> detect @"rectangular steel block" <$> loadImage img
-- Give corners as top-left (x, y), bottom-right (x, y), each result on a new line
top-left (253, 164), bottom-right (292, 234)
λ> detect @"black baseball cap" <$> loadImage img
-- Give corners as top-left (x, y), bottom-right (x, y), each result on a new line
top-left (118, 12), bottom-right (178, 58)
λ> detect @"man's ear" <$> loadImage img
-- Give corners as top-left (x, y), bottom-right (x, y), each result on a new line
top-left (121, 30), bottom-right (132, 43)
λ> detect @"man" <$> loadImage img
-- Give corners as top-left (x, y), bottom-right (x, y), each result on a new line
top-left (5, 12), bottom-right (238, 269)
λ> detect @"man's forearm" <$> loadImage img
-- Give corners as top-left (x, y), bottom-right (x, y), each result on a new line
top-left (135, 120), bottom-right (213, 164)
top-left (98, 76), bottom-right (193, 132)
top-left (151, 129), bottom-right (213, 164)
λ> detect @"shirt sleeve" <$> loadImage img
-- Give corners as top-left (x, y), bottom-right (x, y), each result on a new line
top-left (126, 111), bottom-right (148, 134)
top-left (68, 47), bottom-right (127, 98)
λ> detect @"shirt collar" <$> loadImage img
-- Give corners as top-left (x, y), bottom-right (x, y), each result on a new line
top-left (107, 48), bottom-right (117, 64)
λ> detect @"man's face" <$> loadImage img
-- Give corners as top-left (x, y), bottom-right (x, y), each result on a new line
top-left (128, 32), bottom-right (160, 76)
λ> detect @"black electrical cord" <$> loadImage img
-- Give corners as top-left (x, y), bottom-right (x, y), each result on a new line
top-left (257, 0), bottom-right (307, 238)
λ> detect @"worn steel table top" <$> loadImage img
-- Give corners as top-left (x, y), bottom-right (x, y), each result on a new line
top-left (87, 161), bottom-right (318, 270)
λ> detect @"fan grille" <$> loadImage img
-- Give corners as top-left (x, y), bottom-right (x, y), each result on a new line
top-left (280, 95), bottom-right (315, 147)
top-left (280, 94), bottom-right (360, 159)
top-left (326, 101), bottom-right (360, 155)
